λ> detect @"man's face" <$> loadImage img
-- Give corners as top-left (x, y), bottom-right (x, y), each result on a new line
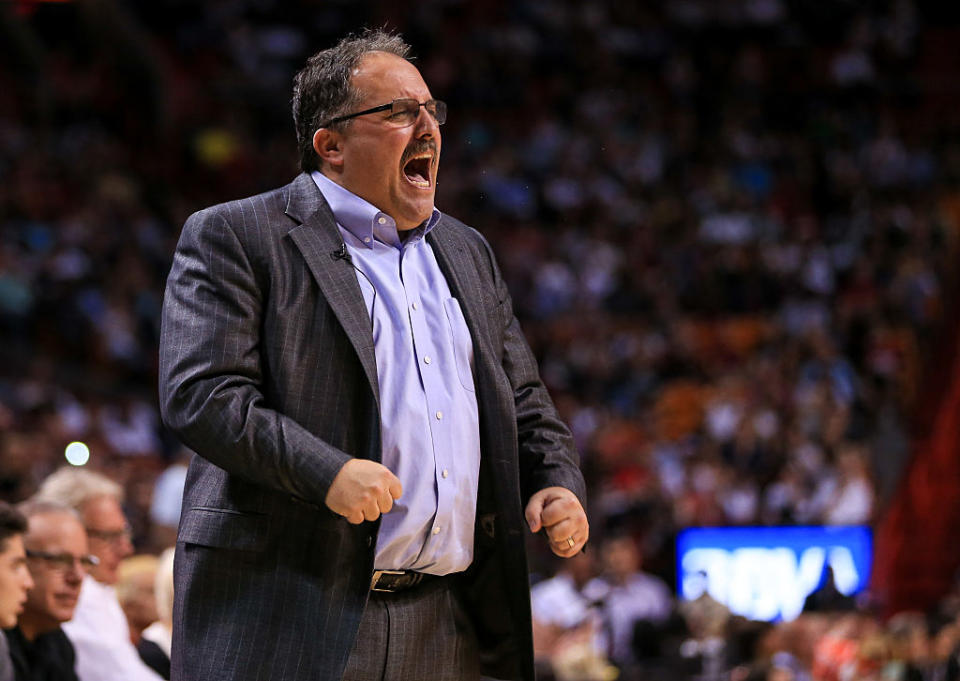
top-left (323, 51), bottom-right (441, 231)
top-left (23, 512), bottom-right (88, 631)
top-left (602, 537), bottom-right (640, 582)
top-left (81, 496), bottom-right (133, 585)
top-left (0, 534), bottom-right (33, 628)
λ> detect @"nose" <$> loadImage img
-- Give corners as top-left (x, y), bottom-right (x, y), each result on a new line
top-left (414, 105), bottom-right (439, 139)
top-left (64, 565), bottom-right (83, 585)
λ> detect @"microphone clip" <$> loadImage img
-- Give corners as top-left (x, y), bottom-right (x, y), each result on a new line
top-left (330, 243), bottom-right (349, 261)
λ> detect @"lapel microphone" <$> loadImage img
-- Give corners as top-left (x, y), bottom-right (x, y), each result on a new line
top-left (329, 242), bottom-right (376, 315)
top-left (330, 243), bottom-right (350, 262)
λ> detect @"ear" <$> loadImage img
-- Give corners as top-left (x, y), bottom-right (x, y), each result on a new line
top-left (313, 127), bottom-right (344, 170)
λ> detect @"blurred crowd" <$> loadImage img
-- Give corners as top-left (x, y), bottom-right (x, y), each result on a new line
top-left (2, 0), bottom-right (960, 679)
top-left (530, 532), bottom-right (960, 681)
top-left (4, 470), bottom-right (960, 681)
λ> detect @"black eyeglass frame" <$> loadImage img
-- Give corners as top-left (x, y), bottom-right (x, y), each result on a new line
top-left (321, 98), bottom-right (447, 128)
top-left (26, 549), bottom-right (100, 570)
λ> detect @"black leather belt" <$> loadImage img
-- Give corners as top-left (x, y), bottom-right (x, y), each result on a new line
top-left (370, 569), bottom-right (439, 593)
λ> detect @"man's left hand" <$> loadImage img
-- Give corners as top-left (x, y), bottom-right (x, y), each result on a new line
top-left (524, 486), bottom-right (589, 557)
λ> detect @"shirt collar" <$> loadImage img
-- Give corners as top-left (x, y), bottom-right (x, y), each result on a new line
top-left (84, 573), bottom-right (114, 593)
top-left (310, 171), bottom-right (441, 248)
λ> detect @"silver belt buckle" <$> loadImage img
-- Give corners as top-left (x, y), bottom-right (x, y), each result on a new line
top-left (370, 569), bottom-right (406, 592)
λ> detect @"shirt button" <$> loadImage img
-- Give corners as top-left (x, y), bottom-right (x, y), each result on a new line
top-left (423, 356), bottom-right (431, 365)
top-left (435, 411), bottom-right (443, 420)
top-left (411, 302), bottom-right (418, 311)
top-left (363, 236), bottom-right (372, 244)
top-left (377, 217), bottom-right (386, 225)
top-left (442, 469), bottom-right (449, 479)
top-left (432, 527), bottom-right (441, 535)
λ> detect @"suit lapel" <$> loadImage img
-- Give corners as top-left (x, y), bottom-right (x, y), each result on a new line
top-left (284, 174), bottom-right (381, 408)
top-left (430, 221), bottom-right (521, 523)
top-left (429, 222), bottom-right (497, 388)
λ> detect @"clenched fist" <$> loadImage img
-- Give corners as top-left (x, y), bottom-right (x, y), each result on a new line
top-left (525, 486), bottom-right (589, 557)
top-left (325, 459), bottom-right (403, 524)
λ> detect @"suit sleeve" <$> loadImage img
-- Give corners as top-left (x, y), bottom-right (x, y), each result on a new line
top-left (158, 209), bottom-right (351, 504)
top-left (481, 237), bottom-right (587, 508)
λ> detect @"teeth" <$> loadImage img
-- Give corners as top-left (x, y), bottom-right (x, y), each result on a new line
top-left (403, 152), bottom-right (434, 188)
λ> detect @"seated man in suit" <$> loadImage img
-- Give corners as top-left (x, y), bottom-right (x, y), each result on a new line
top-left (5, 501), bottom-right (92, 681)
top-left (160, 28), bottom-right (588, 681)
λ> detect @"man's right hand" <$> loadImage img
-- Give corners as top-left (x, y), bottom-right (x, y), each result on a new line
top-left (325, 459), bottom-right (403, 524)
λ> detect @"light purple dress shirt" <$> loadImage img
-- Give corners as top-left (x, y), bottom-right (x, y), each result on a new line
top-left (311, 171), bottom-right (481, 575)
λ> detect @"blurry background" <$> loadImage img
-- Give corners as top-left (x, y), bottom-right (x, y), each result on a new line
top-left (2, 0), bottom-right (960, 679)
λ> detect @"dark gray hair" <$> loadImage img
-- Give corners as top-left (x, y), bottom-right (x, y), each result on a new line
top-left (292, 29), bottom-right (412, 173)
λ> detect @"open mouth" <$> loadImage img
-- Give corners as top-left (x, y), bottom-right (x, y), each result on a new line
top-left (402, 153), bottom-right (433, 189)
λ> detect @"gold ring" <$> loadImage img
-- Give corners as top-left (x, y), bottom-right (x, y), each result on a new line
top-left (565, 537), bottom-right (575, 549)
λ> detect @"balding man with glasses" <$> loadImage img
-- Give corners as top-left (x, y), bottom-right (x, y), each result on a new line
top-left (4, 501), bottom-right (95, 681)
top-left (160, 28), bottom-right (588, 681)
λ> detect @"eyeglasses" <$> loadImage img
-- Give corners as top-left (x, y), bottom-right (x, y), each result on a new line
top-left (26, 550), bottom-right (99, 573)
top-left (322, 98), bottom-right (447, 128)
top-left (85, 527), bottom-right (132, 545)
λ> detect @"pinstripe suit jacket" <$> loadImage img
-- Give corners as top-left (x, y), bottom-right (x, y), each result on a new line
top-left (159, 173), bottom-right (586, 681)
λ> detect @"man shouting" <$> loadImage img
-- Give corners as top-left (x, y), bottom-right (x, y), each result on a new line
top-left (160, 29), bottom-right (588, 681)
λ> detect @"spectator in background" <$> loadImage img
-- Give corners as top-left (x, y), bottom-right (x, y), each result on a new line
top-left (531, 552), bottom-right (617, 681)
top-left (802, 566), bottom-right (856, 614)
top-left (885, 612), bottom-right (931, 681)
top-left (531, 551), bottom-right (599, 656)
top-left (583, 534), bottom-right (673, 668)
top-left (824, 443), bottom-right (875, 525)
top-left (7, 501), bottom-right (90, 681)
top-left (33, 469), bottom-right (161, 681)
top-left (532, 551), bottom-right (599, 635)
top-left (115, 555), bottom-right (158, 647)
top-left (678, 571), bottom-right (731, 642)
top-left (0, 502), bottom-right (31, 681)
top-left (137, 548), bottom-right (173, 680)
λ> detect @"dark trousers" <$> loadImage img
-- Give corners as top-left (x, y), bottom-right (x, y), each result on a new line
top-left (342, 579), bottom-right (481, 681)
